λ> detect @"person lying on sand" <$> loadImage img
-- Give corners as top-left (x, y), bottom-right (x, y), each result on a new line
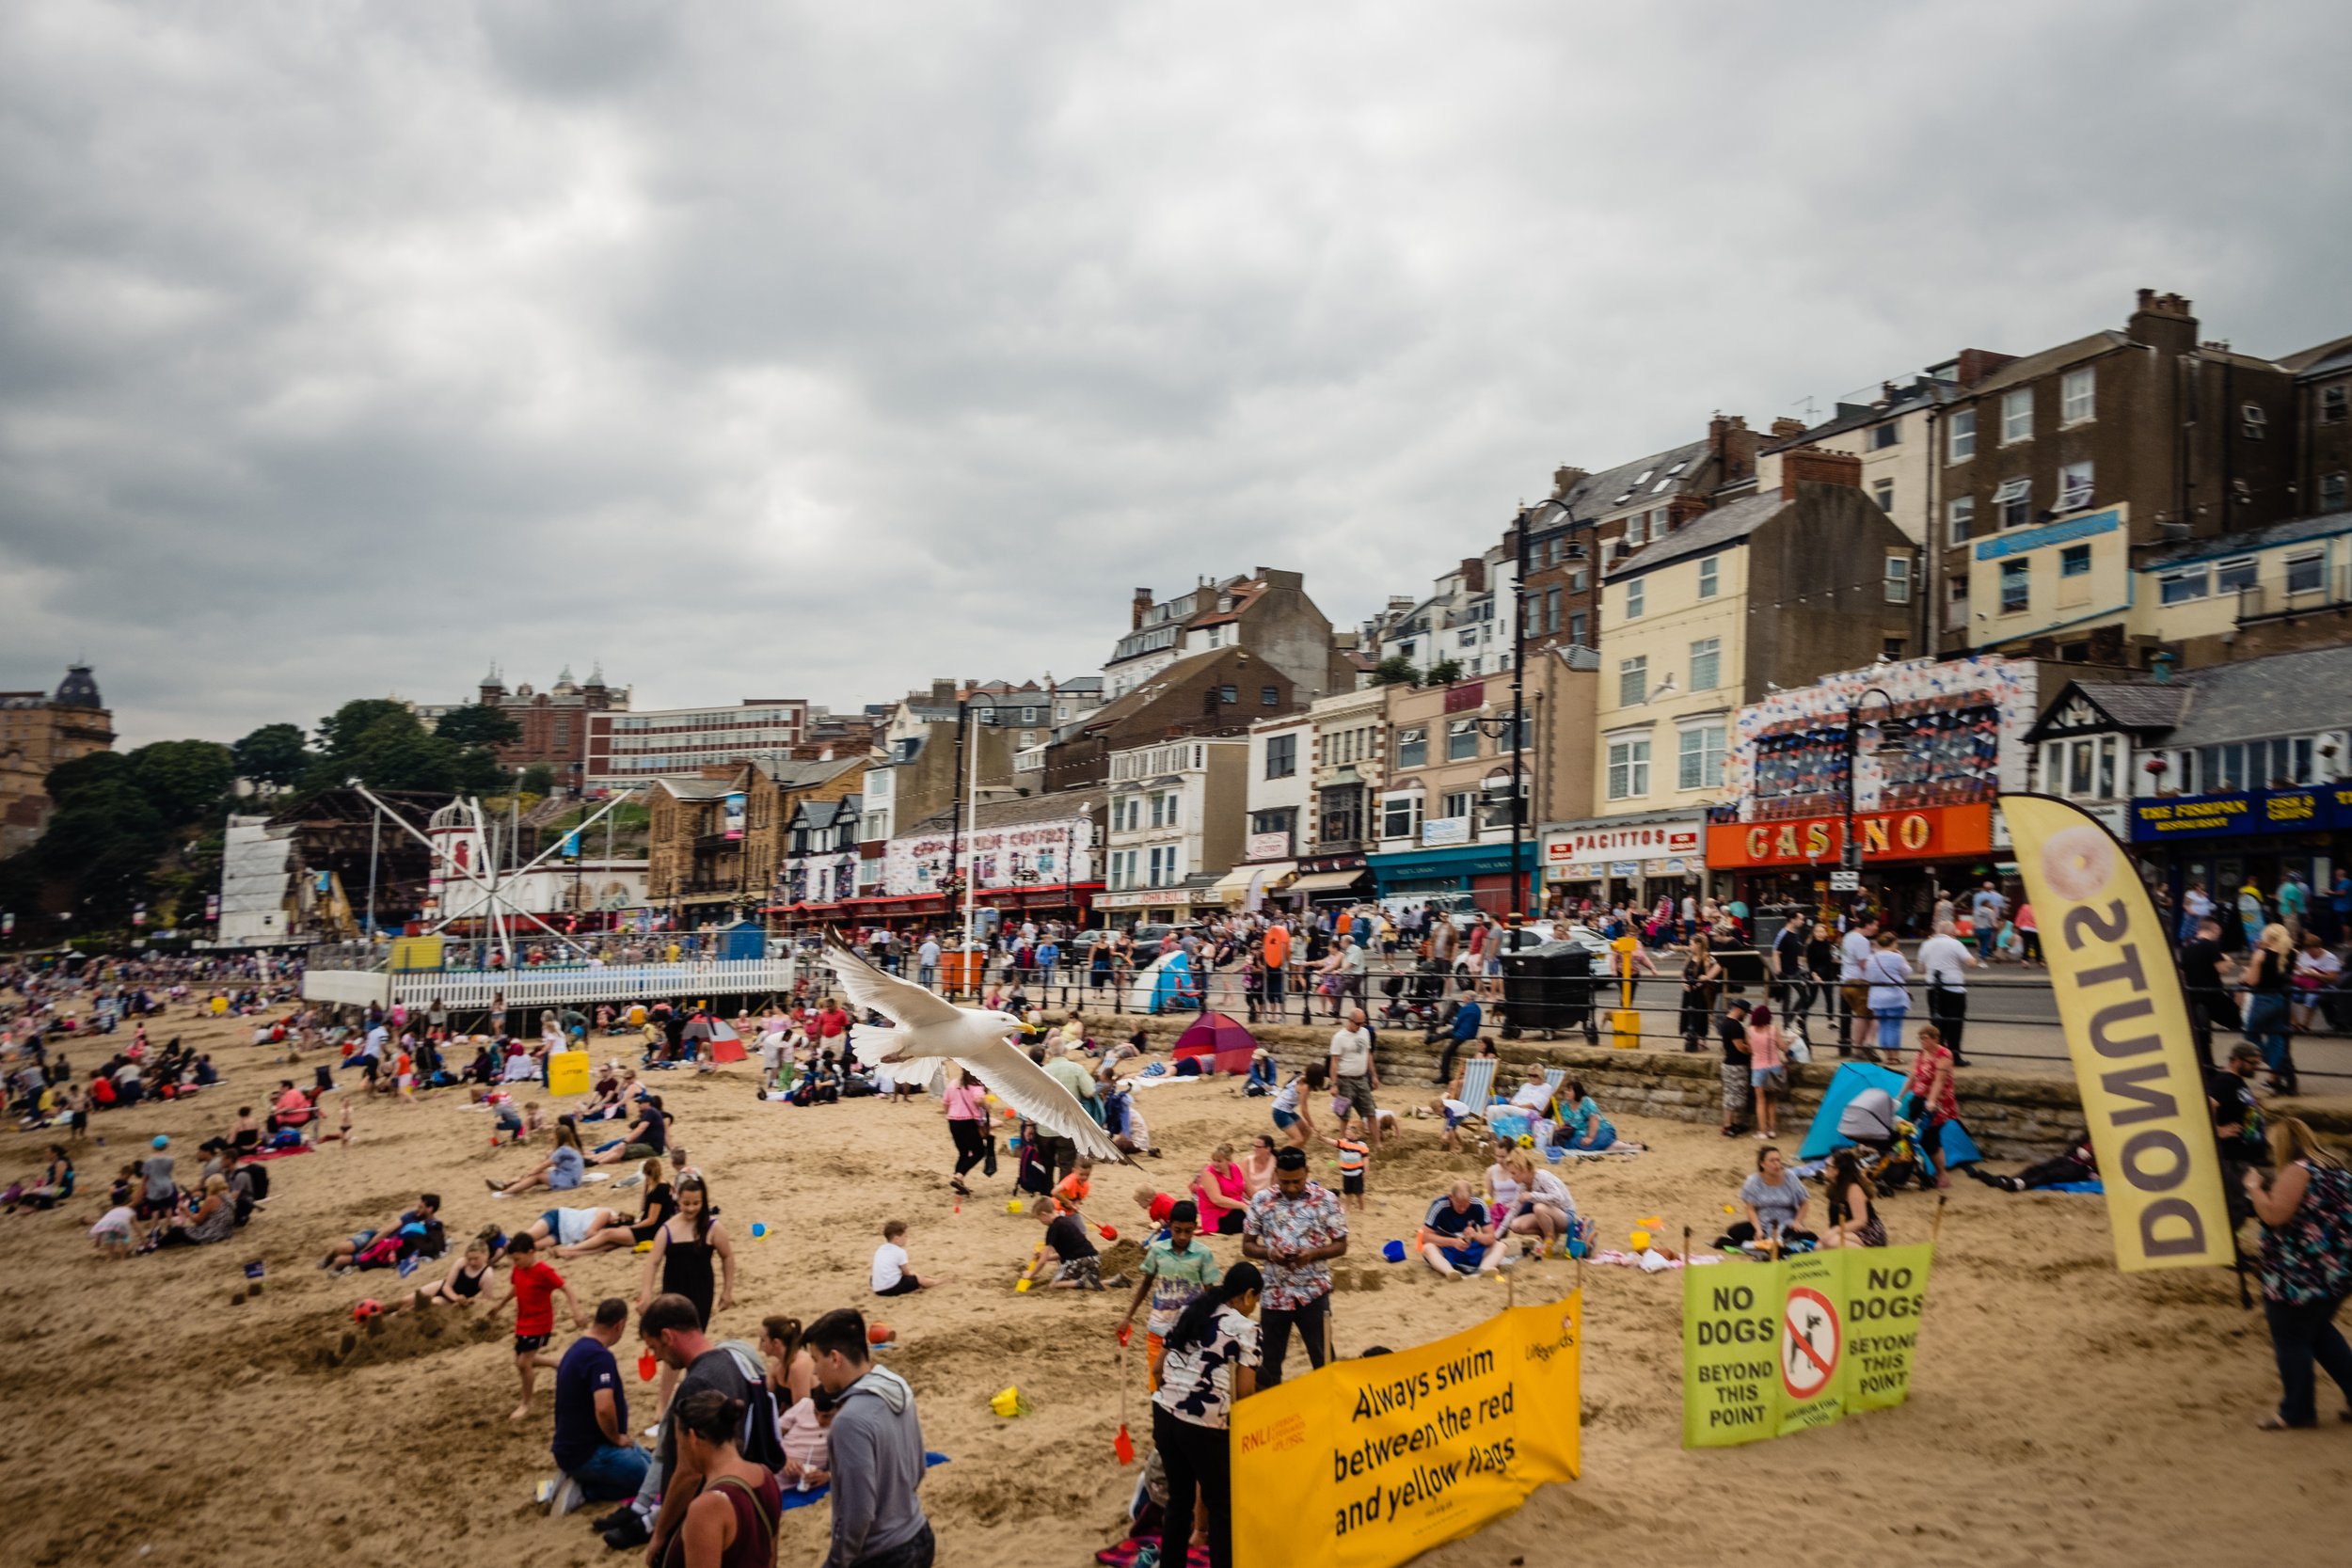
top-left (318, 1193), bottom-right (447, 1271)
top-left (559, 1160), bottom-right (675, 1257)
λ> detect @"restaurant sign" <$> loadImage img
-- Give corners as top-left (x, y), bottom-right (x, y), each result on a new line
top-left (2130, 785), bottom-right (2352, 843)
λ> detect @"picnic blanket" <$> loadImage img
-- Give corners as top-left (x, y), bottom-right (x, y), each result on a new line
top-left (1099, 1538), bottom-right (1211, 1567)
top-left (246, 1145), bottom-right (316, 1162)
top-left (777, 1451), bottom-right (948, 1513)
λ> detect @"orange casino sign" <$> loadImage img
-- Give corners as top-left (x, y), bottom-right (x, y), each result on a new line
top-left (1705, 802), bottom-right (1995, 870)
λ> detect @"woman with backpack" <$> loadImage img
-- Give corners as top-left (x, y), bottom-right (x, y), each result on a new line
top-left (2246, 1117), bottom-right (2352, 1429)
top-left (1153, 1261), bottom-right (1264, 1568)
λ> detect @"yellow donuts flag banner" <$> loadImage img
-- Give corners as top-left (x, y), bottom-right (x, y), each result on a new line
top-left (1232, 1298), bottom-right (1581, 1568)
top-left (2004, 794), bottom-right (2233, 1272)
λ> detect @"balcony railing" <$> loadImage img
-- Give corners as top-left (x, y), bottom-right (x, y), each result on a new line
top-left (2236, 563), bottom-right (2351, 625)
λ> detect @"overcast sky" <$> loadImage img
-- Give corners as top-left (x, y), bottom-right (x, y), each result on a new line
top-left (3, 1), bottom-right (2346, 748)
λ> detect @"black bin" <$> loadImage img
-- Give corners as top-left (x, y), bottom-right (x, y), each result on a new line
top-left (1502, 942), bottom-right (1595, 1035)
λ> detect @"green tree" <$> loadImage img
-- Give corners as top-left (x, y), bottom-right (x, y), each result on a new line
top-left (127, 739), bottom-right (237, 827)
top-left (434, 703), bottom-right (522, 749)
top-left (315, 698), bottom-right (411, 760)
top-left (519, 761), bottom-right (555, 796)
top-left (1424, 657), bottom-right (1464, 687)
top-left (1370, 654), bottom-right (1419, 688)
top-left (232, 722), bottom-right (310, 787)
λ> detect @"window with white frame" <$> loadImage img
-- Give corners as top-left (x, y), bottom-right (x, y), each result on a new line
top-left (1688, 638), bottom-right (1721, 691)
top-left (1947, 496), bottom-right (1975, 546)
top-left (2287, 550), bottom-right (2326, 595)
top-left (2243, 404), bottom-right (2267, 439)
top-left (1617, 656), bottom-right (1648, 708)
top-left (1379, 790), bottom-right (1422, 840)
top-left (2000, 559), bottom-right (2030, 613)
top-left (2058, 461), bottom-right (2094, 512)
top-left (1440, 789), bottom-right (1474, 820)
top-left (1607, 737), bottom-right (1651, 800)
top-left (2158, 565), bottom-right (2209, 604)
top-left (1948, 406), bottom-right (1976, 462)
top-left (1884, 554), bottom-right (1913, 603)
top-left (1264, 733), bottom-right (1297, 779)
top-left (1697, 556), bottom-right (1719, 597)
top-left (1624, 513), bottom-right (1646, 548)
top-left (1995, 476), bottom-right (2033, 530)
top-left (1872, 420), bottom-right (1900, 450)
top-left (2061, 366), bottom-right (2096, 425)
top-left (1447, 718), bottom-right (1479, 761)
top-left (1677, 723), bottom-right (1726, 790)
top-left (1625, 578), bottom-right (1645, 619)
top-left (1394, 726), bottom-right (1426, 768)
top-left (2216, 557), bottom-right (2258, 595)
top-left (2002, 387), bottom-right (2033, 444)
top-left (1872, 477), bottom-right (1896, 514)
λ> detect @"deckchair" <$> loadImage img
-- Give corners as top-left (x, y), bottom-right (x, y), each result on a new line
top-left (1459, 1056), bottom-right (1500, 1116)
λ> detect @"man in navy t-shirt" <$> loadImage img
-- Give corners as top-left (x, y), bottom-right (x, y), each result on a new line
top-left (553, 1297), bottom-right (646, 1501)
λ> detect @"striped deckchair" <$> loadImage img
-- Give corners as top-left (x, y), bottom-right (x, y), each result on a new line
top-left (1459, 1056), bottom-right (1500, 1116)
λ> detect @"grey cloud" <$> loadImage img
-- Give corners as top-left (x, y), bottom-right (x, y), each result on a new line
top-left (1, 0), bottom-right (2346, 745)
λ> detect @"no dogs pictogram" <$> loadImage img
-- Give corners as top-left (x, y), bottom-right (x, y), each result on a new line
top-left (1780, 1286), bottom-right (1840, 1400)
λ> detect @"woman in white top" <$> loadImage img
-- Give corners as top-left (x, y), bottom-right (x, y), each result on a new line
top-left (1152, 1261), bottom-right (1263, 1568)
top-left (1500, 1150), bottom-right (1575, 1253)
top-left (1483, 1153), bottom-right (1523, 1223)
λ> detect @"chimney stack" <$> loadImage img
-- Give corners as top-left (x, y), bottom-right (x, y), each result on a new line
top-left (930, 679), bottom-right (956, 708)
top-left (1551, 465), bottom-right (1588, 499)
top-left (1780, 446), bottom-right (1864, 499)
top-left (1769, 416), bottom-right (1808, 441)
top-left (1132, 588), bottom-right (1153, 630)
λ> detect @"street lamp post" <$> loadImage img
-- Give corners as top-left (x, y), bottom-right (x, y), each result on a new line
top-left (1466, 506), bottom-right (1539, 920)
top-left (1839, 687), bottom-right (1914, 893)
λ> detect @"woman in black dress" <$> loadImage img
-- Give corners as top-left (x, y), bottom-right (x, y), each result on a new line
top-left (635, 1175), bottom-right (737, 1414)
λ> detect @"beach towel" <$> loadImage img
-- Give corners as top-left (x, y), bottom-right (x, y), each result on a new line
top-left (1458, 1057), bottom-right (1499, 1116)
top-left (776, 1451), bottom-right (949, 1513)
top-left (247, 1145), bottom-right (316, 1162)
top-left (2043, 1180), bottom-right (2105, 1195)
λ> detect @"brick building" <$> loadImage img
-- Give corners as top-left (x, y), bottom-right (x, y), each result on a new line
top-left (465, 665), bottom-right (628, 784)
top-left (0, 664), bottom-right (114, 853)
top-left (1045, 646), bottom-right (1300, 793)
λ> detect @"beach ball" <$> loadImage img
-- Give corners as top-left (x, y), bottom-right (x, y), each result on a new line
top-left (1381, 1240), bottom-right (1406, 1263)
top-left (867, 1323), bottom-right (895, 1346)
top-left (1517, 1134), bottom-right (1535, 1149)
top-left (353, 1299), bottom-right (383, 1321)
top-left (750, 1222), bottom-right (770, 1242)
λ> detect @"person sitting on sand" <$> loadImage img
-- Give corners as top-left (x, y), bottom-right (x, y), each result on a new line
top-left (758, 1315), bottom-right (817, 1410)
top-left (486, 1231), bottom-right (586, 1421)
top-left (588, 1096), bottom-right (667, 1165)
top-left (1719, 1145), bottom-right (1816, 1250)
top-left (1100, 1072), bottom-right (1154, 1159)
top-left (1024, 1196), bottom-right (1104, 1291)
top-left (382, 1231), bottom-right (500, 1315)
top-left (1239, 1134), bottom-right (1279, 1196)
top-left (138, 1173), bottom-right (235, 1253)
top-left (777, 1387), bottom-right (836, 1492)
top-left (872, 1218), bottom-right (944, 1296)
top-left (1421, 1180), bottom-right (1504, 1279)
top-left (1193, 1145), bottom-right (1249, 1237)
top-left (1552, 1079), bottom-right (1617, 1152)
top-left (1432, 1037), bottom-right (1501, 1150)
top-left (1819, 1148), bottom-right (1885, 1248)
top-left (1499, 1151), bottom-right (1576, 1256)
top-left (488, 1118), bottom-right (587, 1198)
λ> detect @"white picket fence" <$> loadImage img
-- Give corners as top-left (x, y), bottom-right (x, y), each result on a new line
top-left (303, 958), bottom-right (806, 1014)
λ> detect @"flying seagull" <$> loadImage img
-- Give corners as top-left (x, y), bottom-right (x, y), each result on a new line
top-left (819, 936), bottom-right (1128, 1164)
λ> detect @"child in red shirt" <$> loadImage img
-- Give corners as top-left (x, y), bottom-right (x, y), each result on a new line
top-left (489, 1233), bottom-right (583, 1420)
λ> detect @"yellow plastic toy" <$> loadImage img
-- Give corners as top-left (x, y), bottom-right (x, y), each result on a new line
top-left (990, 1386), bottom-right (1032, 1418)
top-left (1629, 1228), bottom-right (1652, 1251)
top-left (1014, 1278), bottom-right (1033, 1293)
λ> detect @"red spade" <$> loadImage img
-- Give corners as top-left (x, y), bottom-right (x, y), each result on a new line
top-left (1114, 1336), bottom-right (1136, 1465)
top-left (638, 1353), bottom-right (658, 1383)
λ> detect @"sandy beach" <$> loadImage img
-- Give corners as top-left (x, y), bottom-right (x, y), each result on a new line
top-left (5, 1005), bottom-right (2348, 1568)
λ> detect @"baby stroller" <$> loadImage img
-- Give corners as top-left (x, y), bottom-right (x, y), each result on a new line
top-left (1835, 1087), bottom-right (1934, 1195)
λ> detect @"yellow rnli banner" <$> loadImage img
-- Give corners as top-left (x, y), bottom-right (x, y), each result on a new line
top-left (2004, 795), bottom-right (2233, 1272)
top-left (1232, 1298), bottom-right (1581, 1568)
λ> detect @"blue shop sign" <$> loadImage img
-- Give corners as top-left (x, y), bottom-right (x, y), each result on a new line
top-left (1369, 843), bottom-right (1531, 884)
top-left (1974, 507), bottom-right (2122, 562)
top-left (2129, 785), bottom-right (2352, 843)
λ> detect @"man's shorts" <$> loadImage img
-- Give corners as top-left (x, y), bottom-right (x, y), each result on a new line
top-left (1839, 983), bottom-right (1868, 1017)
top-left (514, 1332), bottom-right (550, 1355)
top-left (1337, 1074), bottom-right (1377, 1121)
top-left (1720, 1061), bottom-right (1750, 1112)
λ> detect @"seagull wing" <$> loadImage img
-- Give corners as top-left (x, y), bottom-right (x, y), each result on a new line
top-left (821, 935), bottom-right (964, 1031)
top-left (958, 1037), bottom-right (1129, 1165)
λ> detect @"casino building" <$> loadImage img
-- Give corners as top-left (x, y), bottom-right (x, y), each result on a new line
top-left (1704, 656), bottom-right (2042, 927)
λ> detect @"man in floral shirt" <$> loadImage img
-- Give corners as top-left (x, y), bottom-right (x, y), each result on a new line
top-left (1242, 1146), bottom-right (1349, 1386)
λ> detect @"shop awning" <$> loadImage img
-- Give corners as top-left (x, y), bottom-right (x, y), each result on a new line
top-left (1289, 868), bottom-right (1370, 896)
top-left (1207, 863), bottom-right (1296, 904)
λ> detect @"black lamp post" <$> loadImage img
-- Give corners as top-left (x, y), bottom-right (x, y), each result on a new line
top-left (1840, 687), bottom-right (1915, 882)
